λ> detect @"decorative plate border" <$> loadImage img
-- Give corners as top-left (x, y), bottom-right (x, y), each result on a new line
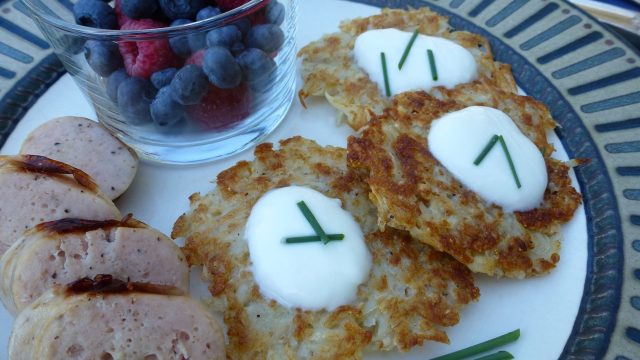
top-left (0, 0), bottom-right (65, 144)
top-left (348, 1), bottom-right (638, 359)
top-left (0, 0), bottom-right (638, 359)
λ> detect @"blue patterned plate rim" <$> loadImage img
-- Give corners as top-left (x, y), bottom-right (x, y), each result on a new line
top-left (0, 1), bottom-right (639, 359)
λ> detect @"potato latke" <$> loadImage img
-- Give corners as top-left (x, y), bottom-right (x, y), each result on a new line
top-left (172, 137), bottom-right (479, 359)
top-left (298, 8), bottom-right (517, 130)
top-left (347, 88), bottom-right (582, 278)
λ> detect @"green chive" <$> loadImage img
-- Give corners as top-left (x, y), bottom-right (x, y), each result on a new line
top-left (285, 234), bottom-right (345, 244)
top-left (498, 136), bottom-right (522, 189)
top-left (429, 329), bottom-right (520, 360)
top-left (427, 49), bottom-right (438, 81)
top-left (381, 52), bottom-right (391, 97)
top-left (473, 134), bottom-right (500, 165)
top-left (474, 351), bottom-right (514, 360)
top-left (398, 29), bottom-right (420, 70)
top-left (297, 201), bottom-right (330, 244)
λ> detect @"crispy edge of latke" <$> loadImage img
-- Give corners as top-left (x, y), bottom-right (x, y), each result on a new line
top-left (297, 7), bottom-right (517, 130)
top-left (363, 229), bottom-right (479, 351)
top-left (172, 136), bottom-right (479, 358)
top-left (173, 140), bottom-right (372, 360)
top-left (347, 90), bottom-right (582, 278)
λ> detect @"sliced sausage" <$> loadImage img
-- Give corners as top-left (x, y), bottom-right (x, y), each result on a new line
top-left (20, 116), bottom-right (138, 199)
top-left (9, 276), bottom-right (225, 360)
top-left (0, 216), bottom-right (189, 315)
top-left (0, 155), bottom-right (121, 255)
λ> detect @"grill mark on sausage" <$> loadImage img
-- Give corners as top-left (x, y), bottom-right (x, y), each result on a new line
top-left (65, 274), bottom-right (184, 297)
top-left (35, 214), bottom-right (146, 235)
top-left (4, 155), bottom-right (99, 193)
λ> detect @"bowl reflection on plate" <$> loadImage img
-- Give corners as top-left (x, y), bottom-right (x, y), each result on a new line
top-left (20, 0), bottom-right (298, 164)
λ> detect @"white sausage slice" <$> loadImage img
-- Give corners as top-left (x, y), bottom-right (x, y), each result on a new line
top-left (0, 155), bottom-right (121, 255)
top-left (20, 116), bottom-right (138, 199)
top-left (9, 276), bottom-right (225, 360)
top-left (0, 216), bottom-right (189, 315)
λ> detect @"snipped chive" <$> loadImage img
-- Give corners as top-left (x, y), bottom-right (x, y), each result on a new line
top-left (474, 134), bottom-right (500, 165)
top-left (474, 351), bottom-right (514, 360)
top-left (398, 29), bottom-right (420, 70)
top-left (429, 329), bottom-right (520, 360)
top-left (427, 49), bottom-right (438, 81)
top-left (381, 52), bottom-right (391, 97)
top-left (285, 234), bottom-right (344, 244)
top-left (498, 136), bottom-right (522, 189)
top-left (474, 135), bottom-right (522, 189)
top-left (296, 201), bottom-right (329, 244)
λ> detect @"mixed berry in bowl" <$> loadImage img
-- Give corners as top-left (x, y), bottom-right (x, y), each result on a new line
top-left (24, 0), bottom-right (297, 164)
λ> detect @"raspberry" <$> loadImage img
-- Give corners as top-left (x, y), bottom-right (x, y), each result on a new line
top-left (187, 84), bottom-right (252, 129)
top-left (249, 9), bottom-right (267, 26)
top-left (114, 0), bottom-right (131, 27)
top-left (215, 0), bottom-right (268, 24)
top-left (118, 19), bottom-right (181, 78)
top-left (185, 49), bottom-right (205, 66)
top-left (215, 0), bottom-right (251, 11)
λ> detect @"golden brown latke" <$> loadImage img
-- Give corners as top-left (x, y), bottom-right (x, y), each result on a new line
top-left (298, 8), bottom-right (517, 130)
top-left (172, 137), bottom-right (479, 359)
top-left (347, 87), bottom-right (582, 279)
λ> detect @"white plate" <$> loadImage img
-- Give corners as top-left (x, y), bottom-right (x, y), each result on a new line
top-left (0, 1), bottom-right (588, 359)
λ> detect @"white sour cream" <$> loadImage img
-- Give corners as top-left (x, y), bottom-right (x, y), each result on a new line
top-left (245, 185), bottom-right (372, 311)
top-left (427, 106), bottom-right (548, 212)
top-left (353, 28), bottom-right (477, 97)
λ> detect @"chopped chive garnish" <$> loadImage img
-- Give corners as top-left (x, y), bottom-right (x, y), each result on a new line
top-left (498, 136), bottom-right (522, 189)
top-left (474, 351), bottom-right (514, 360)
top-left (296, 201), bottom-right (330, 244)
top-left (285, 234), bottom-right (345, 244)
top-left (473, 134), bottom-right (500, 165)
top-left (429, 329), bottom-right (520, 360)
top-left (398, 29), bottom-right (420, 70)
top-left (380, 52), bottom-right (391, 97)
top-left (473, 135), bottom-right (522, 189)
top-left (427, 49), bottom-right (438, 81)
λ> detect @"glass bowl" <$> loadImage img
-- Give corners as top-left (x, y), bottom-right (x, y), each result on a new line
top-left (20, 0), bottom-right (298, 164)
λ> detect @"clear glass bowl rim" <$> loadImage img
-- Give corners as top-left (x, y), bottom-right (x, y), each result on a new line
top-left (19, 0), bottom-right (269, 39)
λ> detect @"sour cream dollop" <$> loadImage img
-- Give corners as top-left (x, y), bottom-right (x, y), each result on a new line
top-left (353, 28), bottom-right (477, 96)
top-left (245, 186), bottom-right (372, 311)
top-left (427, 106), bottom-right (548, 212)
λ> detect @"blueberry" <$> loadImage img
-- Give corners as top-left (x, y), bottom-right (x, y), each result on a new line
top-left (196, 6), bottom-right (221, 21)
top-left (188, 33), bottom-right (207, 52)
top-left (107, 68), bottom-right (129, 102)
top-left (73, 0), bottom-right (117, 29)
top-left (203, 47), bottom-right (242, 89)
top-left (84, 40), bottom-right (123, 77)
top-left (117, 77), bottom-right (156, 125)
top-left (232, 18), bottom-right (251, 35)
top-left (266, 1), bottom-right (285, 25)
top-left (230, 42), bottom-right (245, 56)
top-left (236, 48), bottom-right (276, 92)
top-left (121, 0), bottom-right (159, 19)
top-left (151, 68), bottom-right (178, 89)
top-left (151, 86), bottom-right (185, 126)
top-left (158, 0), bottom-right (207, 20)
top-left (170, 65), bottom-right (208, 105)
top-left (169, 19), bottom-right (192, 58)
top-left (206, 26), bottom-right (241, 49)
top-left (245, 24), bottom-right (284, 53)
